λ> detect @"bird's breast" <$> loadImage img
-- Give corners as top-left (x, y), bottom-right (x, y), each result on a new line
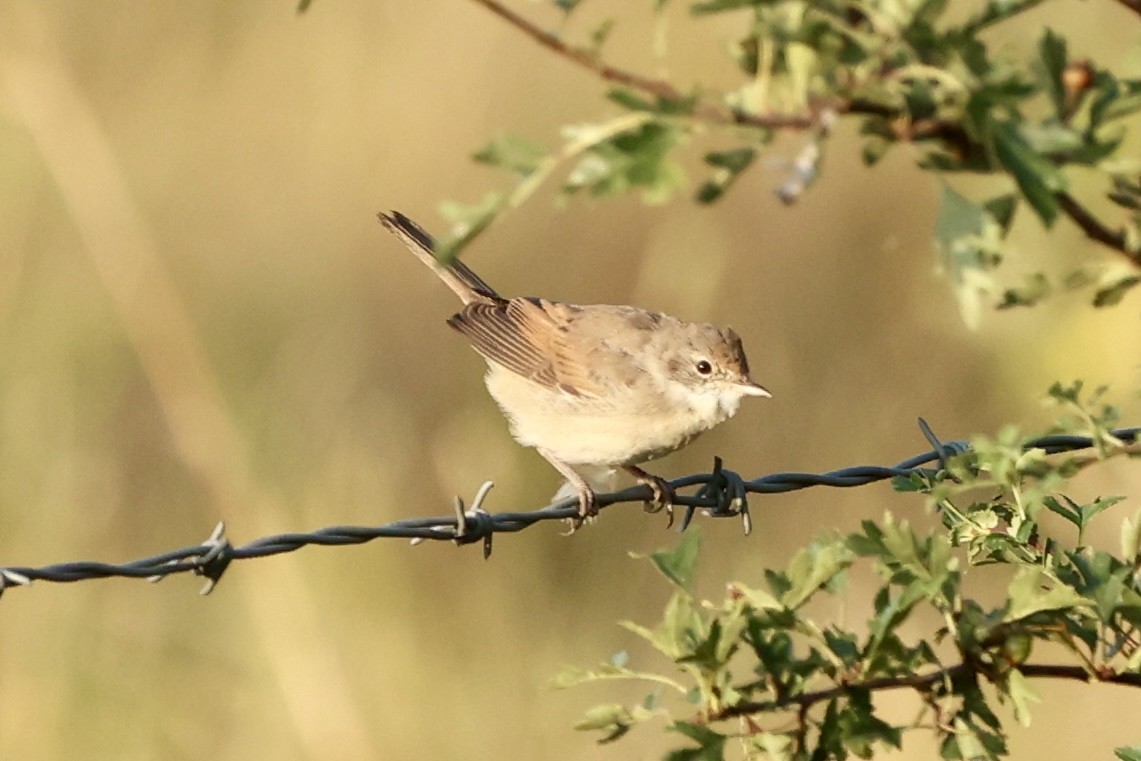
top-left (482, 364), bottom-right (721, 466)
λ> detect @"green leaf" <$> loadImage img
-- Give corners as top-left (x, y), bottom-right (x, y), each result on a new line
top-left (982, 194), bottom-right (1018, 232)
top-left (1042, 495), bottom-right (1080, 527)
top-left (649, 529), bottom-right (702, 590)
top-left (779, 540), bottom-right (852, 610)
top-left (1063, 266), bottom-right (1097, 290)
top-left (587, 18), bottom-right (616, 56)
top-left (946, 715), bottom-right (1005, 761)
top-left (1093, 275), bottom-right (1141, 307)
top-left (574, 702), bottom-right (655, 743)
top-left (550, 661), bottom-right (687, 693)
top-left (472, 134), bottom-right (548, 175)
top-left (436, 192), bottom-right (506, 261)
top-left (607, 89), bottom-right (697, 116)
top-left (992, 122), bottom-right (1067, 225)
top-left (838, 690), bottom-right (903, 755)
top-left (996, 272), bottom-right (1051, 309)
top-left (1047, 380), bottom-right (1083, 404)
top-left (1091, 566), bottom-right (1130, 621)
top-left (959, 0), bottom-right (1049, 35)
top-left (962, 680), bottom-right (1004, 732)
top-left (1079, 495), bottom-right (1124, 524)
top-left (785, 43), bottom-right (817, 110)
top-left (690, 0), bottom-right (760, 14)
top-left (748, 732), bottom-right (793, 758)
top-left (935, 183), bottom-right (1009, 327)
top-left (823, 628), bottom-right (861, 667)
top-left (667, 722), bottom-right (727, 761)
top-left (1038, 28), bottom-right (1068, 120)
top-left (726, 581), bottom-right (782, 611)
top-left (861, 134), bottom-right (894, 166)
top-left (679, 618), bottom-right (724, 672)
top-left (1116, 746), bottom-right (1141, 761)
top-left (892, 472), bottom-right (934, 493)
top-left (1090, 72), bottom-right (1141, 127)
top-left (562, 121), bottom-right (687, 204)
top-left (1004, 669), bottom-right (1041, 727)
top-left (867, 585), bottom-right (927, 656)
top-left (620, 589), bottom-right (704, 660)
top-left (1108, 173), bottom-right (1141, 211)
top-left (1122, 509), bottom-right (1141, 561)
top-left (713, 607), bottom-right (749, 664)
top-left (1004, 567), bottom-right (1087, 623)
top-left (607, 88), bottom-right (659, 112)
top-left (1017, 123), bottom-right (1083, 156)
top-left (696, 147), bottom-right (756, 203)
top-left (816, 699), bottom-right (845, 758)
top-left (704, 147), bottom-right (755, 172)
top-left (661, 590), bottom-right (702, 656)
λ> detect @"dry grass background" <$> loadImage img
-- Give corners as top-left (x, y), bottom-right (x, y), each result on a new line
top-left (0, 1), bottom-right (1139, 759)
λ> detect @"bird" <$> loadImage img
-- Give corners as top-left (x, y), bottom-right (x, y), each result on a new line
top-left (379, 211), bottom-right (770, 525)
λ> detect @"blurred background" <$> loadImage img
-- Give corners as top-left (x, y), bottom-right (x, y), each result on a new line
top-left (1, 1), bottom-right (1139, 759)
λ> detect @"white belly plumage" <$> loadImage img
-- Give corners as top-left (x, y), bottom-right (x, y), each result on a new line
top-left (483, 362), bottom-right (729, 466)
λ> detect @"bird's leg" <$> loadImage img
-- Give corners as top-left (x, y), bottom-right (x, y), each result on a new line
top-left (538, 448), bottom-right (598, 531)
top-left (623, 465), bottom-right (676, 527)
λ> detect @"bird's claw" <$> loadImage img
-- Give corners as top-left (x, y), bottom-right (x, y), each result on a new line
top-left (561, 488), bottom-right (599, 535)
top-left (638, 474), bottom-right (676, 528)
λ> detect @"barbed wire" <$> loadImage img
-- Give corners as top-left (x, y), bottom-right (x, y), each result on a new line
top-left (1, 421), bottom-right (1137, 598)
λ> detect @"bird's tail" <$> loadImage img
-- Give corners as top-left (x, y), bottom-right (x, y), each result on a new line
top-left (378, 211), bottom-right (499, 304)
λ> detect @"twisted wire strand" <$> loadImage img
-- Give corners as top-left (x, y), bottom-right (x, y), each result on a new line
top-left (1, 424), bottom-right (1136, 597)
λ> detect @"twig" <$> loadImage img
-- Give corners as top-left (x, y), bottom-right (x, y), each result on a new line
top-left (471, 0), bottom-right (682, 102)
top-left (1112, 0), bottom-right (1141, 19)
top-left (468, 0), bottom-right (819, 131)
top-left (1057, 191), bottom-right (1140, 265)
top-left (709, 663), bottom-right (1141, 721)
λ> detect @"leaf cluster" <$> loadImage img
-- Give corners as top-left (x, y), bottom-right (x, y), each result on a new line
top-left (557, 383), bottom-right (1141, 759)
top-left (430, 0), bottom-right (1140, 310)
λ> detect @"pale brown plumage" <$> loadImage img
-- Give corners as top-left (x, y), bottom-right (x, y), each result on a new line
top-left (378, 211), bottom-right (769, 524)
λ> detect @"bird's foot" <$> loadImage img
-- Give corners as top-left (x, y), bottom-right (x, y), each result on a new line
top-left (625, 466), bottom-right (676, 528)
top-left (561, 486), bottom-right (599, 535)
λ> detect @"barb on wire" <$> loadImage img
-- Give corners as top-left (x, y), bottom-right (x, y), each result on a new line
top-left (1, 423), bottom-right (1137, 599)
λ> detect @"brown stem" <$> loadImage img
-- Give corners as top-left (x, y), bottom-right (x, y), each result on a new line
top-left (472, 0), bottom-right (681, 99)
top-left (710, 663), bottom-right (1141, 721)
top-left (1112, 0), bottom-right (1141, 19)
top-left (1056, 191), bottom-right (1140, 264)
top-left (469, 0), bottom-right (819, 130)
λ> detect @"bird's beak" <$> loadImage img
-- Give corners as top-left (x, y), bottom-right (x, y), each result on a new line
top-left (739, 379), bottom-right (772, 398)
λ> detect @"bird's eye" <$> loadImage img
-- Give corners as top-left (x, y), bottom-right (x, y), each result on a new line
top-left (695, 360), bottom-right (713, 375)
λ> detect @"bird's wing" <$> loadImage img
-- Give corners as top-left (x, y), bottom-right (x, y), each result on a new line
top-left (447, 297), bottom-right (605, 396)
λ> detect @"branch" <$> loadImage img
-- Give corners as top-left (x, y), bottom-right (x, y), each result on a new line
top-left (1112, 0), bottom-right (1141, 19)
top-left (469, 0), bottom-right (818, 131)
top-left (711, 663), bottom-right (1141, 721)
top-left (471, 0), bottom-right (682, 102)
top-left (1056, 191), bottom-right (1140, 265)
top-left (466, 2), bottom-right (1004, 138)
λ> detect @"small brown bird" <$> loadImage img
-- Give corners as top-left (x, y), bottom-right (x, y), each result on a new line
top-left (379, 211), bottom-right (769, 522)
